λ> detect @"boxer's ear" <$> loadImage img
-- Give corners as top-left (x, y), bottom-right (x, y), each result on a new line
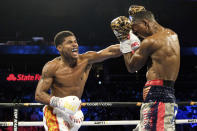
top-left (57, 45), bottom-right (62, 52)
top-left (142, 19), bottom-right (148, 26)
top-left (142, 19), bottom-right (150, 29)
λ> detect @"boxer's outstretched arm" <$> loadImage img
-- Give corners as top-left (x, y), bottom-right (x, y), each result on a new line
top-left (83, 44), bottom-right (122, 64)
top-left (123, 39), bottom-right (155, 73)
top-left (35, 62), bottom-right (54, 105)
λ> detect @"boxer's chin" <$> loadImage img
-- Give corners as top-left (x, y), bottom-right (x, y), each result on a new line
top-left (72, 53), bottom-right (79, 59)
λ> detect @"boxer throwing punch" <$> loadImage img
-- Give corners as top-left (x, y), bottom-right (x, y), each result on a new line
top-left (35, 31), bottom-right (121, 131)
top-left (111, 9), bottom-right (180, 131)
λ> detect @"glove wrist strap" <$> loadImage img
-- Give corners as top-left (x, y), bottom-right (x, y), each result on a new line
top-left (50, 96), bottom-right (59, 107)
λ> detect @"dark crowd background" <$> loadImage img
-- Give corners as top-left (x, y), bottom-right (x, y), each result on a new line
top-left (0, 0), bottom-right (197, 131)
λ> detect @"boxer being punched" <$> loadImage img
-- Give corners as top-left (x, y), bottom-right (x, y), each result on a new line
top-left (35, 31), bottom-right (121, 131)
top-left (111, 10), bottom-right (180, 131)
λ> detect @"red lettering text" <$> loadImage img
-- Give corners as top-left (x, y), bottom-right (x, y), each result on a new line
top-left (6, 73), bottom-right (41, 82)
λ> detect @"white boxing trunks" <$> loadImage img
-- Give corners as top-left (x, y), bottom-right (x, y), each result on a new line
top-left (43, 105), bottom-right (84, 131)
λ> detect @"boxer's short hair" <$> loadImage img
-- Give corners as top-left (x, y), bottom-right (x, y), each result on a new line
top-left (128, 5), bottom-right (146, 16)
top-left (132, 11), bottom-right (155, 22)
top-left (54, 31), bottom-right (75, 47)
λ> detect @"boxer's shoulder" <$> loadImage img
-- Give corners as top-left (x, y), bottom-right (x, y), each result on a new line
top-left (141, 37), bottom-right (155, 47)
top-left (42, 57), bottom-right (59, 75)
top-left (165, 28), bottom-right (177, 35)
top-left (140, 37), bottom-right (162, 54)
top-left (47, 58), bottom-right (59, 68)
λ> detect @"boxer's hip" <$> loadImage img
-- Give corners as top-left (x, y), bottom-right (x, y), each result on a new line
top-left (143, 80), bottom-right (176, 103)
top-left (43, 105), bottom-right (84, 131)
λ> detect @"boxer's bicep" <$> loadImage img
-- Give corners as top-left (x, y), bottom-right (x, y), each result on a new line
top-left (125, 39), bottom-right (153, 73)
top-left (37, 68), bottom-right (53, 92)
top-left (85, 44), bottom-right (121, 64)
top-left (35, 62), bottom-right (54, 104)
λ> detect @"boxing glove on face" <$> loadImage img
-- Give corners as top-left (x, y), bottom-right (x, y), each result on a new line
top-left (111, 16), bottom-right (132, 42)
top-left (111, 16), bottom-right (141, 54)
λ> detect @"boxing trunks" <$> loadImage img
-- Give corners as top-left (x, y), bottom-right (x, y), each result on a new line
top-left (133, 80), bottom-right (178, 131)
top-left (43, 105), bottom-right (84, 131)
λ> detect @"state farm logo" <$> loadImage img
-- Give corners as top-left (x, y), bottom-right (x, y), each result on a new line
top-left (6, 74), bottom-right (17, 81)
top-left (6, 74), bottom-right (41, 81)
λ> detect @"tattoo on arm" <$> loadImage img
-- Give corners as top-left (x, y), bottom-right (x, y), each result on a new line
top-left (35, 62), bottom-right (54, 104)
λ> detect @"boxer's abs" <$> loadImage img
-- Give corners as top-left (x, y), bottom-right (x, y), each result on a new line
top-left (51, 85), bottom-right (84, 99)
top-left (51, 62), bottom-right (91, 98)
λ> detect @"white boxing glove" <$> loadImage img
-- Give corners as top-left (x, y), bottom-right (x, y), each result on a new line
top-left (53, 107), bottom-right (75, 128)
top-left (120, 30), bottom-right (141, 54)
top-left (50, 96), bottom-right (81, 115)
top-left (71, 110), bottom-right (84, 131)
top-left (53, 107), bottom-right (84, 129)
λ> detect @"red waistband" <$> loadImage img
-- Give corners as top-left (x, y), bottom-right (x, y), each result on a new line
top-left (145, 80), bottom-right (164, 87)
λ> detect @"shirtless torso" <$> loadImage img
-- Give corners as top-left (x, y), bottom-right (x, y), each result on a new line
top-left (123, 10), bottom-right (180, 131)
top-left (123, 28), bottom-right (180, 100)
top-left (47, 56), bottom-right (91, 98)
top-left (143, 29), bottom-right (180, 100)
top-left (146, 29), bottom-right (180, 81)
top-left (35, 31), bottom-right (121, 131)
top-left (35, 34), bottom-right (121, 105)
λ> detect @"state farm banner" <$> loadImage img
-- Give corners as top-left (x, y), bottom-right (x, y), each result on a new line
top-left (6, 73), bottom-right (41, 81)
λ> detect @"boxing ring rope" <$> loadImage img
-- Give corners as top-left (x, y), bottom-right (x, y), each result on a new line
top-left (0, 101), bottom-right (196, 108)
top-left (0, 102), bottom-right (196, 130)
top-left (0, 119), bottom-right (197, 127)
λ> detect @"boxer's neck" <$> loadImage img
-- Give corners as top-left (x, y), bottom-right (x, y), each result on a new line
top-left (150, 22), bottom-right (164, 35)
top-left (61, 56), bottom-right (77, 67)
